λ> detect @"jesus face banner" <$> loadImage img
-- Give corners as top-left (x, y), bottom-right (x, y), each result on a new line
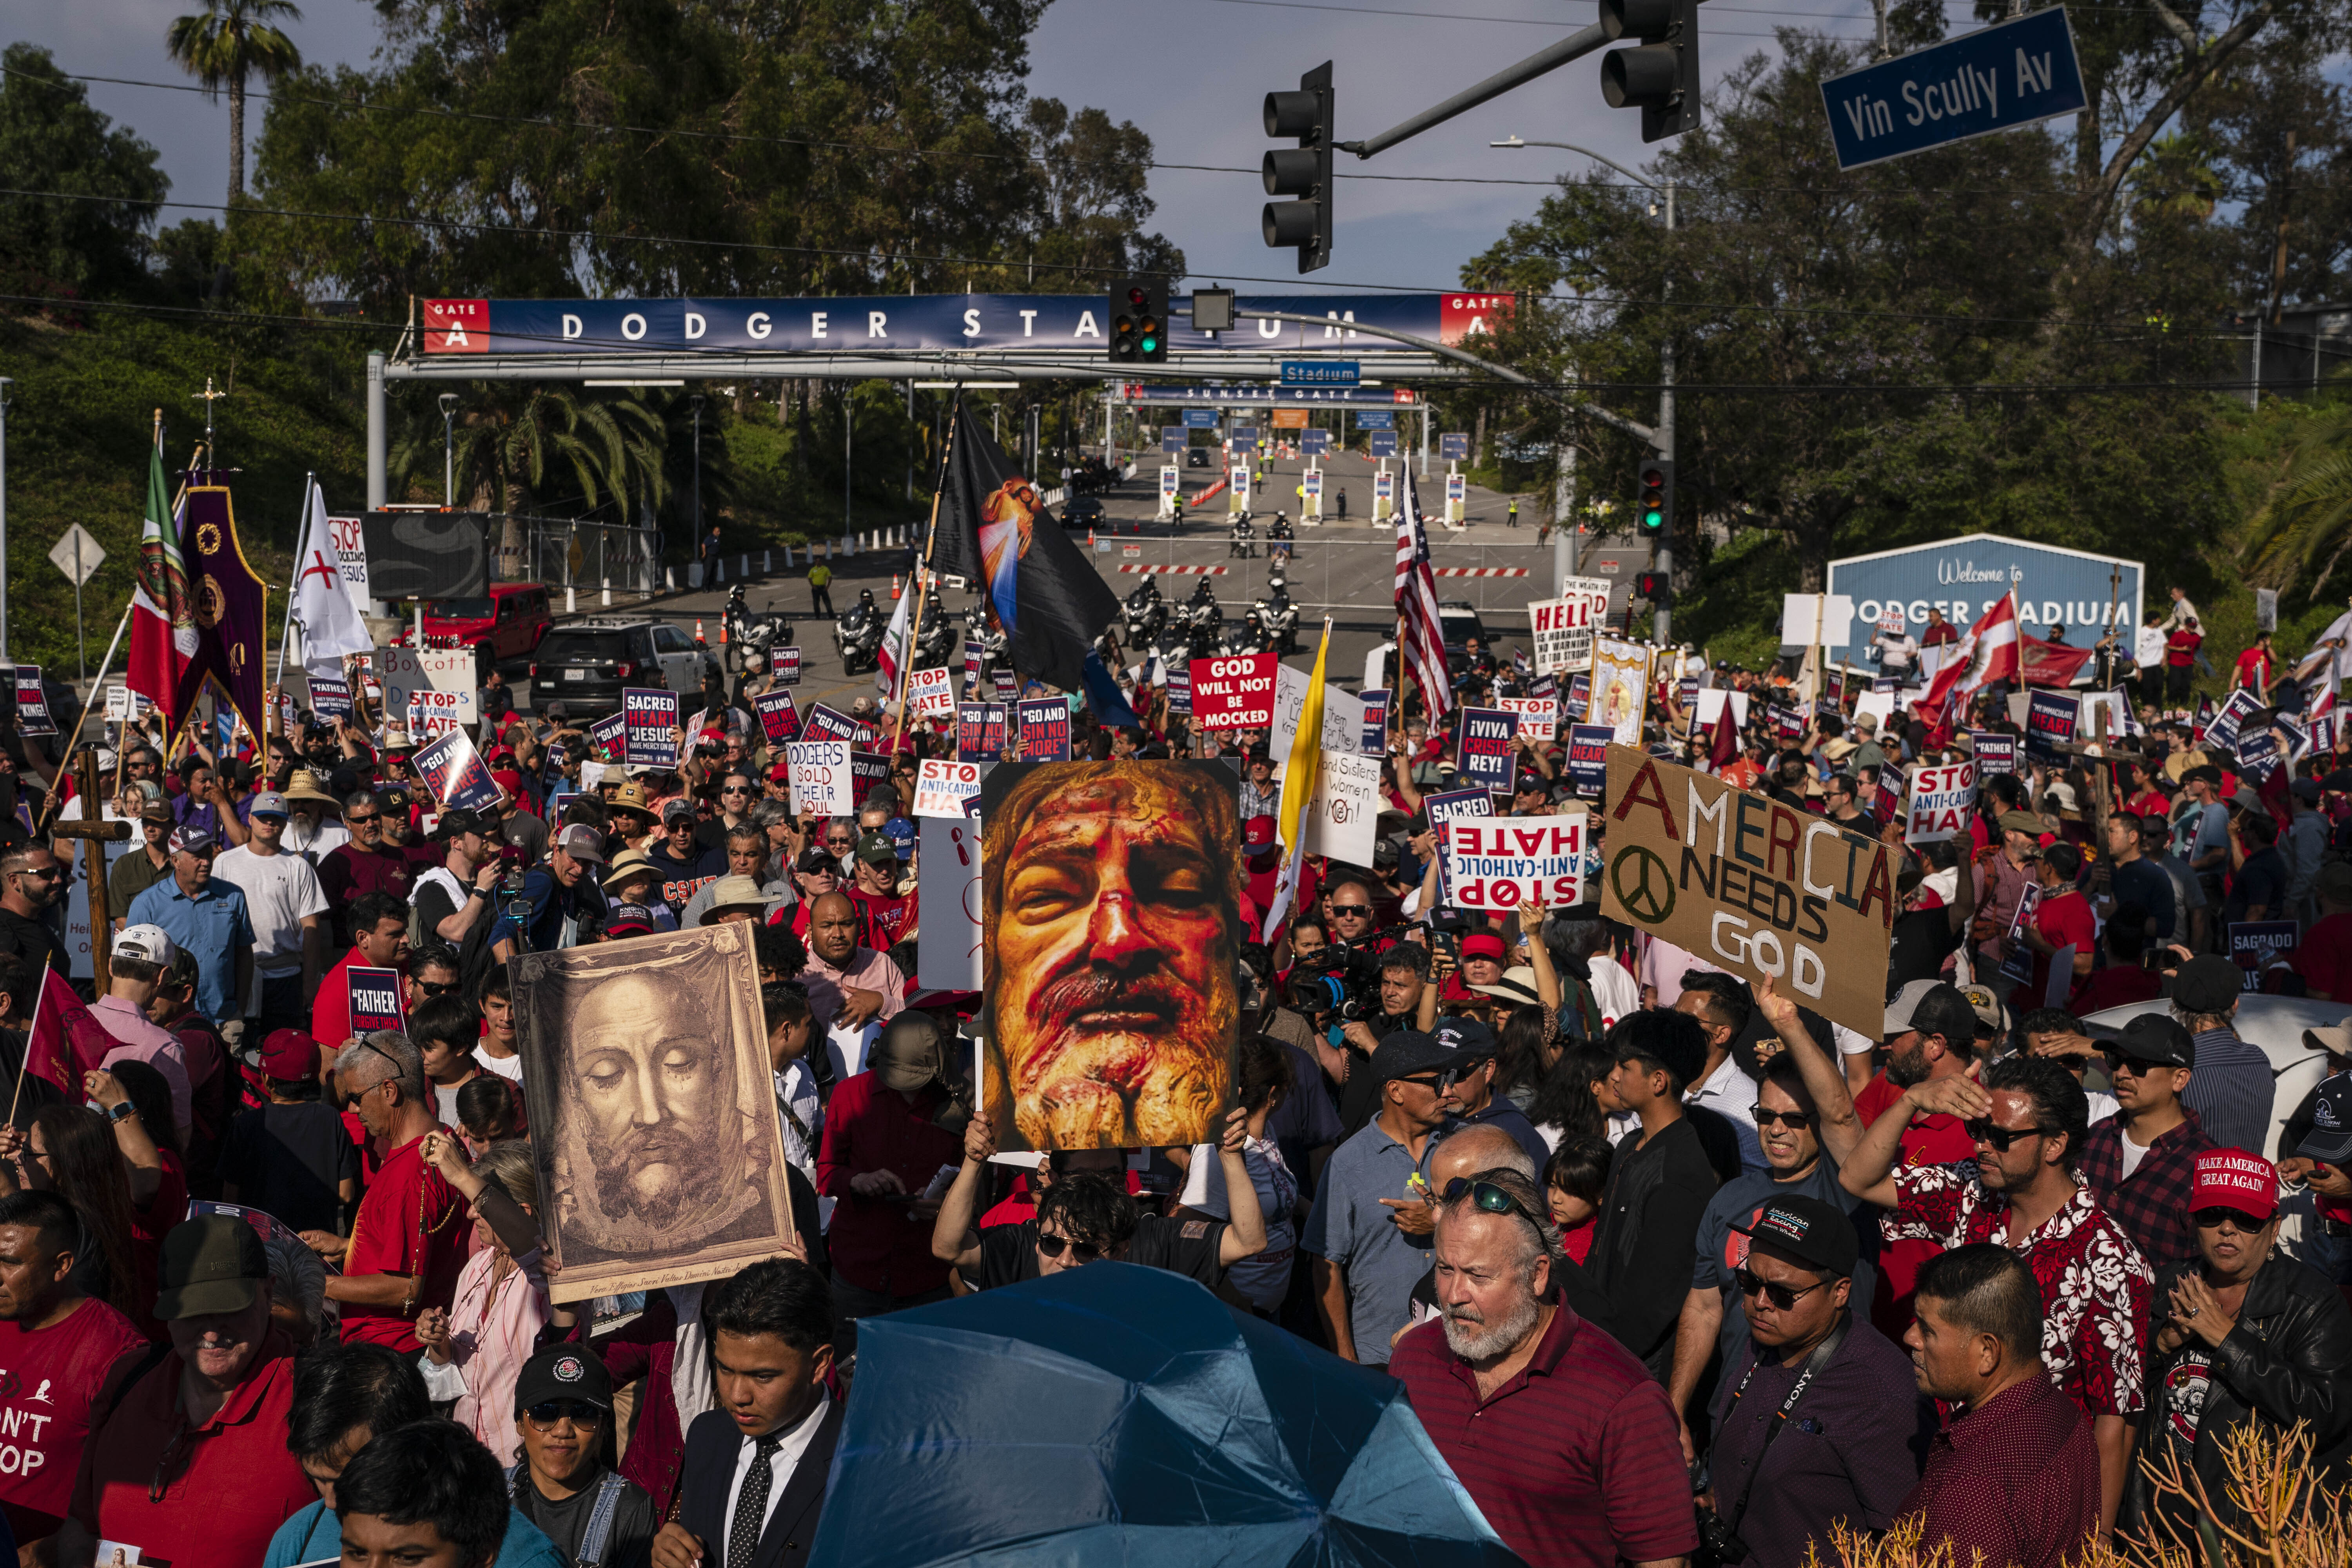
top-left (979, 761), bottom-right (1241, 1151)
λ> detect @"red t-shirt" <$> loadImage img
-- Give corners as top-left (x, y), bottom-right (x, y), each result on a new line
top-left (0, 1297), bottom-right (146, 1541)
top-left (2166, 630), bottom-right (2201, 669)
top-left (339, 1132), bottom-right (470, 1352)
top-left (2294, 912), bottom-right (2352, 1001)
top-left (1855, 1071), bottom-right (1978, 1338)
top-left (126, 1151), bottom-right (191, 1343)
top-left (2016, 890), bottom-right (2096, 1011)
top-left (847, 884), bottom-right (917, 950)
top-left (69, 1334), bottom-right (315, 1568)
top-left (2069, 963), bottom-right (2162, 1018)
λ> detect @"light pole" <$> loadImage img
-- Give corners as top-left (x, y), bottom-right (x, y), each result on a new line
top-left (437, 393), bottom-right (458, 506)
top-left (1493, 136), bottom-right (1675, 643)
top-left (690, 394), bottom-right (706, 558)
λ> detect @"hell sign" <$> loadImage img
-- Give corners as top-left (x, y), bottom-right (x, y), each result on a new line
top-left (1601, 744), bottom-right (1894, 1036)
top-left (1442, 815), bottom-right (1590, 911)
top-left (1189, 652), bottom-right (1278, 730)
top-left (1905, 761), bottom-right (1976, 844)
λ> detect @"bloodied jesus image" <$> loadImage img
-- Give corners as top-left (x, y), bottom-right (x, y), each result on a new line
top-left (980, 761), bottom-right (1242, 1150)
top-left (512, 924), bottom-right (794, 1299)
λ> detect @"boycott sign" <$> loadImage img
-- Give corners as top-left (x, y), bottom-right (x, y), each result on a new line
top-left (770, 646), bottom-right (802, 684)
top-left (1601, 744), bottom-right (1894, 1035)
top-left (1018, 698), bottom-right (1071, 760)
top-left (786, 740), bottom-right (853, 815)
top-left (1566, 724), bottom-right (1612, 798)
top-left (349, 967), bottom-right (407, 1034)
top-left (1190, 652), bottom-right (1278, 730)
top-left (2024, 691), bottom-right (2078, 762)
top-left (1905, 761), bottom-right (1977, 844)
top-left (1495, 696), bottom-right (1555, 740)
top-left (907, 666), bottom-right (956, 717)
top-left (913, 759), bottom-right (984, 818)
top-left (958, 703), bottom-right (1007, 762)
top-left (1968, 731), bottom-right (2017, 774)
top-left (1458, 708), bottom-right (1517, 793)
top-left (1443, 815), bottom-right (1590, 910)
top-left (754, 689), bottom-right (802, 746)
top-left (412, 729), bottom-right (504, 812)
top-left (2229, 920), bottom-right (2299, 989)
top-left (622, 688), bottom-right (681, 767)
top-left (377, 646), bottom-right (479, 726)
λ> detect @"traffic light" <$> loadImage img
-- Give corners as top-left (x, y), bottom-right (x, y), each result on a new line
top-left (1636, 459), bottom-right (1673, 534)
top-left (1262, 61), bottom-right (1334, 274)
top-left (1635, 571), bottom-right (1670, 602)
top-left (1599, 0), bottom-right (1699, 142)
top-left (1109, 279), bottom-right (1167, 364)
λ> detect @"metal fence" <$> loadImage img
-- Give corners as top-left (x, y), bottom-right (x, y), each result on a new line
top-left (488, 515), bottom-right (667, 599)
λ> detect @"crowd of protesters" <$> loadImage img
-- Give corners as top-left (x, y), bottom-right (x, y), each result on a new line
top-left (0, 579), bottom-right (2343, 1568)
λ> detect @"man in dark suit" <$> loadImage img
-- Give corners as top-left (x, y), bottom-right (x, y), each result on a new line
top-left (653, 1259), bottom-right (841, 1568)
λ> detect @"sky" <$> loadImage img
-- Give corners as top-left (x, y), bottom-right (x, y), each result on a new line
top-left (16, 0), bottom-right (1903, 300)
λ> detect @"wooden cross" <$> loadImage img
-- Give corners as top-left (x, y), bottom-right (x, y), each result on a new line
top-left (50, 747), bottom-right (132, 996)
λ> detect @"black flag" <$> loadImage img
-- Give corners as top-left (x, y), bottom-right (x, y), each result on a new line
top-left (930, 397), bottom-right (1120, 695)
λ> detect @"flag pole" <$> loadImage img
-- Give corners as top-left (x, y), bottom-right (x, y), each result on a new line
top-left (272, 475), bottom-right (312, 750)
top-left (32, 604), bottom-right (133, 837)
top-left (889, 405), bottom-right (960, 735)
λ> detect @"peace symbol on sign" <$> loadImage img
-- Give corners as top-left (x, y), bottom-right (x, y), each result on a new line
top-left (1610, 846), bottom-right (1676, 924)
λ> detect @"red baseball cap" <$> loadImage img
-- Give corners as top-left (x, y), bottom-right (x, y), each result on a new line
top-left (1244, 815), bottom-right (1277, 852)
top-left (2192, 1150), bottom-right (2278, 1221)
top-left (261, 1029), bottom-right (320, 1080)
top-left (1460, 933), bottom-right (1508, 963)
top-left (769, 762), bottom-right (793, 782)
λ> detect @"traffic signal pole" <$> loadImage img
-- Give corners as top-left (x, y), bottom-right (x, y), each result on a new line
top-left (1339, 24), bottom-right (1610, 158)
top-left (1657, 179), bottom-right (1675, 645)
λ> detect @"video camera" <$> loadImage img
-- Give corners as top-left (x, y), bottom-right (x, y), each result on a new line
top-left (1285, 942), bottom-right (1386, 1022)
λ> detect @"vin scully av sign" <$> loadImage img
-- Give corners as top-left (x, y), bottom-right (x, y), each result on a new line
top-left (1819, 8), bottom-right (2087, 172)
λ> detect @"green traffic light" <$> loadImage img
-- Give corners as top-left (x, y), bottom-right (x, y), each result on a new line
top-left (1140, 334), bottom-right (1159, 354)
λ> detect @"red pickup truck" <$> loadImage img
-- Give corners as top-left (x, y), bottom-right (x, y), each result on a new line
top-left (394, 582), bottom-right (554, 677)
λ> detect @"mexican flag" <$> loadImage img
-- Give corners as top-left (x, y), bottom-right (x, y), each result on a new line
top-left (125, 445), bottom-right (195, 728)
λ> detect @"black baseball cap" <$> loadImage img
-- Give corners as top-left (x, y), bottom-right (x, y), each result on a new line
top-left (434, 808), bottom-right (495, 841)
top-left (2172, 955), bottom-right (2245, 1016)
top-left (2113, 1013), bottom-right (2196, 1069)
top-left (1369, 1030), bottom-right (1455, 1084)
top-left (1432, 1016), bottom-right (1500, 1060)
top-left (513, 1344), bottom-right (614, 1414)
top-left (1732, 1195), bottom-right (1859, 1279)
top-left (2299, 1075), bottom-right (2352, 1165)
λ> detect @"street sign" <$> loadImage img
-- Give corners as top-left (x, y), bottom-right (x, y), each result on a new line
top-left (1183, 408), bottom-right (1221, 427)
top-left (1300, 429), bottom-right (1331, 454)
top-left (1229, 428), bottom-right (1260, 452)
top-left (48, 526), bottom-right (104, 586)
top-left (1161, 425), bottom-right (1186, 452)
top-left (1280, 360), bottom-right (1359, 386)
top-left (1819, 8), bottom-right (2086, 171)
top-left (1369, 431), bottom-right (1399, 457)
top-left (1439, 432), bottom-right (1469, 461)
top-left (1354, 411), bottom-right (1395, 429)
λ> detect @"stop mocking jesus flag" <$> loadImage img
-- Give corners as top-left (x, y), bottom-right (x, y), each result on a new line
top-left (928, 397), bottom-right (1119, 695)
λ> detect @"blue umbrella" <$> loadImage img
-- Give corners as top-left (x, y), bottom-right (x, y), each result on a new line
top-left (809, 1262), bottom-right (1521, 1568)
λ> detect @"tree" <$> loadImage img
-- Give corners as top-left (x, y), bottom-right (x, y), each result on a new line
top-left (0, 44), bottom-right (167, 301)
top-left (386, 385), bottom-right (670, 528)
top-left (2240, 385), bottom-right (2352, 590)
top-left (165, 0), bottom-right (304, 203)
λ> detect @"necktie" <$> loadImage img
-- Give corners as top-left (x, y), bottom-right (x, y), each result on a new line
top-left (728, 1430), bottom-right (786, 1568)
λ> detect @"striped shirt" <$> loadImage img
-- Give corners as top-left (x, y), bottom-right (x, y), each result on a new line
top-left (2186, 1027), bottom-right (2278, 1156)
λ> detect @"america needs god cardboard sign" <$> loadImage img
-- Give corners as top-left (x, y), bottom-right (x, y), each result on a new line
top-left (1599, 744), bottom-right (1894, 1035)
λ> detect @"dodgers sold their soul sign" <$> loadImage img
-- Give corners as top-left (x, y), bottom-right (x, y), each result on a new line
top-left (1601, 744), bottom-right (1894, 1035)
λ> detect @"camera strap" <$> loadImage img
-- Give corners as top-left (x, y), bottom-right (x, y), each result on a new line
top-left (1717, 1311), bottom-right (1850, 1540)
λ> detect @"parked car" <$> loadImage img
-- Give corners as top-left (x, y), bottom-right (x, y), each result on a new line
top-left (1062, 495), bottom-right (1107, 531)
top-left (395, 583), bottom-right (553, 678)
top-left (531, 617), bottom-right (710, 711)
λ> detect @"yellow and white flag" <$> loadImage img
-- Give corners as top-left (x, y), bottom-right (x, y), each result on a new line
top-left (1261, 620), bottom-right (1330, 943)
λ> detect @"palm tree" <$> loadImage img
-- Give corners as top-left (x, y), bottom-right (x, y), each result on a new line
top-left (2243, 387), bottom-right (2352, 593)
top-left (165, 0), bottom-right (303, 203)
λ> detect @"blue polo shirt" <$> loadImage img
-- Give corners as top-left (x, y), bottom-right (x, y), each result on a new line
top-left (1299, 1113), bottom-right (1459, 1367)
top-left (124, 875), bottom-right (254, 1023)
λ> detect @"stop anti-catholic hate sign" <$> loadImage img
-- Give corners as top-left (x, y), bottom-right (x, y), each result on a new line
top-left (1599, 744), bottom-right (1895, 1035)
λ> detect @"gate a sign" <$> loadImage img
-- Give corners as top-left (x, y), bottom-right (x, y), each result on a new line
top-left (1601, 743), bottom-right (1893, 1035)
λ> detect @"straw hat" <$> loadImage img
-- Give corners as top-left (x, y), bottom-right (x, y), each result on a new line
top-left (602, 849), bottom-right (659, 889)
top-left (607, 780), bottom-right (656, 819)
top-left (283, 770), bottom-right (339, 806)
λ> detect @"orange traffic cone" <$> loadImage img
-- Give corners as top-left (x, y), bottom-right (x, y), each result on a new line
top-left (891, 574), bottom-right (903, 601)
top-left (1087, 528), bottom-right (1097, 548)
top-left (694, 618), bottom-right (706, 643)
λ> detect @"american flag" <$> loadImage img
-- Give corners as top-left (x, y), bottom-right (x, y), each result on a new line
top-left (1393, 462), bottom-right (1452, 720)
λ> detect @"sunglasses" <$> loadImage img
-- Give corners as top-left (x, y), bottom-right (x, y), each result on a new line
top-left (414, 979), bottom-right (464, 998)
top-left (1441, 1178), bottom-right (1540, 1228)
top-left (346, 812), bottom-right (381, 825)
top-left (1328, 904), bottom-right (1372, 918)
top-left (721, 785), bottom-right (751, 795)
top-left (1735, 1267), bottom-right (1828, 1312)
top-left (1753, 1107), bottom-right (1814, 1131)
top-left (826, 837), bottom-right (854, 848)
top-left (2103, 1054), bottom-right (2176, 1078)
top-left (2192, 1207), bottom-right (2270, 1232)
top-left (1964, 1118), bottom-right (2054, 1152)
top-left (1034, 1232), bottom-right (1106, 1263)
top-left (525, 1401), bottom-right (607, 1430)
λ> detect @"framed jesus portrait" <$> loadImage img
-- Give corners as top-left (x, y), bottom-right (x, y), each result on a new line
top-left (510, 923), bottom-right (794, 1303)
top-left (978, 760), bottom-right (1241, 1152)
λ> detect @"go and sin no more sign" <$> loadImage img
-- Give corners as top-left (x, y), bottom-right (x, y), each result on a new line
top-left (1599, 744), bottom-right (1895, 1036)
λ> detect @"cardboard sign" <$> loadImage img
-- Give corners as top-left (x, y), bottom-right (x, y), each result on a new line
top-left (2229, 920), bottom-right (2299, 990)
top-left (1905, 761), bottom-right (1978, 844)
top-left (377, 646), bottom-right (478, 726)
top-left (1599, 744), bottom-right (1894, 1035)
top-left (1529, 596), bottom-right (1583, 675)
top-left (308, 676), bottom-right (352, 720)
top-left (907, 666), bottom-right (957, 717)
top-left (1190, 652), bottom-right (1278, 730)
top-left (407, 689), bottom-right (464, 738)
top-left (754, 688), bottom-right (802, 746)
top-left (769, 646), bottom-right (802, 684)
top-left (622, 687), bottom-right (680, 767)
top-left (802, 704), bottom-right (861, 746)
top-left (1444, 814), bottom-right (1590, 910)
top-left (786, 740), bottom-right (853, 816)
top-left (1457, 708), bottom-right (1517, 793)
top-left (10, 668), bottom-right (54, 736)
top-left (1166, 663), bottom-right (1192, 716)
top-left (1590, 639), bottom-right (1651, 745)
top-left (957, 703), bottom-right (1007, 762)
top-left (1017, 698), bottom-right (1071, 760)
top-left (1969, 731), bottom-right (2017, 775)
top-left (1495, 696), bottom-right (1555, 740)
top-left (588, 711), bottom-right (626, 760)
top-left (916, 815), bottom-right (982, 991)
top-left (2024, 691), bottom-right (2079, 762)
top-left (913, 759), bottom-right (984, 818)
top-left (412, 729), bottom-right (503, 813)
top-left (103, 685), bottom-right (132, 723)
top-left (1565, 724), bottom-right (1613, 798)
top-left (348, 967), bottom-right (408, 1035)
top-left (1359, 689), bottom-right (1391, 753)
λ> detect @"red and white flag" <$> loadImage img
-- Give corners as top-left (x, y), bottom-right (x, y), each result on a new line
top-left (125, 444), bottom-right (196, 729)
top-left (1918, 593), bottom-right (2019, 735)
top-left (875, 579), bottom-right (915, 697)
